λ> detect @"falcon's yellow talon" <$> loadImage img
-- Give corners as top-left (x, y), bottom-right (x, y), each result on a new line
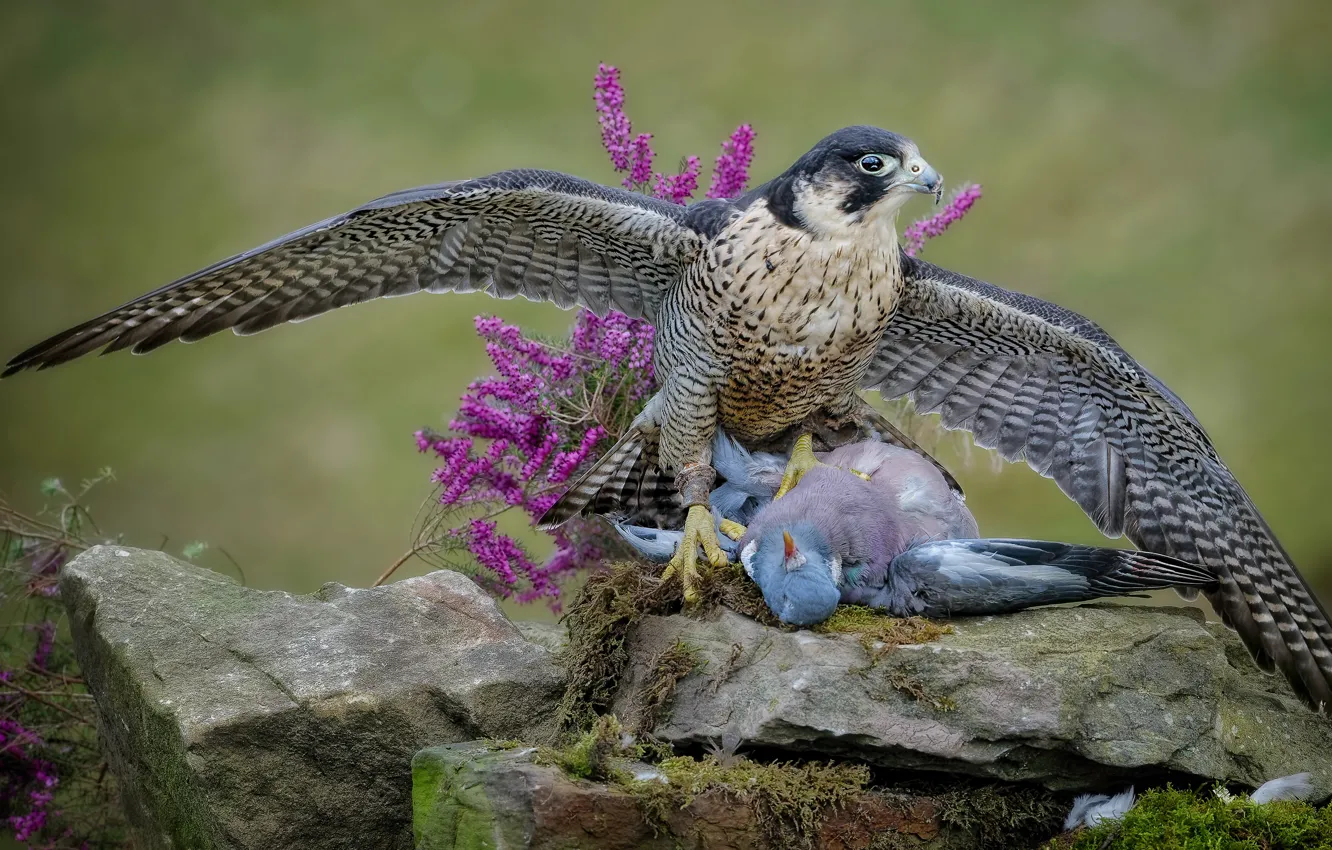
top-left (719, 519), bottom-right (747, 541)
top-left (664, 504), bottom-right (726, 602)
top-left (775, 433), bottom-right (823, 499)
top-left (849, 468), bottom-right (872, 482)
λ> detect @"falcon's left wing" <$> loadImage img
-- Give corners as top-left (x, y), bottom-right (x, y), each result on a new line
top-left (863, 255), bottom-right (1332, 710)
top-left (4, 170), bottom-right (703, 376)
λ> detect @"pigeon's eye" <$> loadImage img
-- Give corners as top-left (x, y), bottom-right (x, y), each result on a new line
top-left (856, 154), bottom-right (890, 175)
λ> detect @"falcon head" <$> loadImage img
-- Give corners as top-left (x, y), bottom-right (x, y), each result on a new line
top-left (763, 125), bottom-right (942, 236)
top-left (740, 522), bottom-right (843, 626)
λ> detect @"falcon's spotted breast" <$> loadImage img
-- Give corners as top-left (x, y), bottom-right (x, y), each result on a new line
top-left (6, 126), bottom-right (1330, 712)
top-left (706, 201), bottom-right (901, 443)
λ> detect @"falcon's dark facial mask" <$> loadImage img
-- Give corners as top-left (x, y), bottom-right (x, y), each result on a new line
top-left (767, 126), bottom-right (942, 230)
top-left (790, 162), bottom-right (939, 232)
top-left (835, 149), bottom-right (942, 217)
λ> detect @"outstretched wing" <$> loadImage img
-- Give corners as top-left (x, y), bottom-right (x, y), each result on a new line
top-left (4, 170), bottom-right (703, 376)
top-left (862, 255), bottom-right (1332, 710)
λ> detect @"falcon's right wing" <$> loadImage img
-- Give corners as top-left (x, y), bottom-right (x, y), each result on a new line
top-left (862, 255), bottom-right (1332, 710)
top-left (5, 170), bottom-right (704, 376)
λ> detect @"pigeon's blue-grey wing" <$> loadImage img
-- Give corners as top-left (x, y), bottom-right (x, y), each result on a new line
top-left (612, 518), bottom-right (740, 563)
top-left (866, 255), bottom-right (1332, 709)
top-left (857, 538), bottom-right (1217, 618)
top-left (709, 483), bottom-right (759, 527)
top-left (709, 431), bottom-right (785, 523)
top-left (4, 170), bottom-right (704, 375)
top-left (612, 523), bottom-right (685, 563)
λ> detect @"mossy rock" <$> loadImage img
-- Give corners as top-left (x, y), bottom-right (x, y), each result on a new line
top-left (61, 546), bottom-right (565, 849)
top-left (591, 586), bottom-right (1332, 793)
top-left (412, 737), bottom-right (1057, 849)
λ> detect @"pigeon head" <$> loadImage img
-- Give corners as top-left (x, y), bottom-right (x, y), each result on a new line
top-left (740, 520), bottom-right (842, 626)
top-left (760, 126), bottom-right (942, 235)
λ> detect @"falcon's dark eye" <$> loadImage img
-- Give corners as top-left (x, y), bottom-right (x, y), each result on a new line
top-left (856, 154), bottom-right (890, 175)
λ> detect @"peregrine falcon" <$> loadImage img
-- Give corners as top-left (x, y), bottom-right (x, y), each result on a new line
top-left (5, 126), bottom-right (1330, 710)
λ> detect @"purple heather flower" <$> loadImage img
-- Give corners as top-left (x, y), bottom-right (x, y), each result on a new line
top-left (466, 519), bottom-right (526, 587)
top-left (594, 64), bottom-right (747, 208)
top-left (653, 156), bottom-right (701, 205)
top-left (626, 133), bottom-right (655, 188)
top-left (594, 64), bottom-right (632, 172)
top-left (520, 431), bottom-right (562, 481)
top-left (903, 183), bottom-right (982, 257)
top-left (0, 717), bottom-right (59, 843)
top-left (707, 124), bottom-right (755, 200)
top-left (548, 426), bottom-right (607, 485)
top-left (9, 809), bottom-right (46, 843)
top-left (419, 309), bottom-right (654, 604)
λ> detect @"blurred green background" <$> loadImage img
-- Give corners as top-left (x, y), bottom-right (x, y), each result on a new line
top-left (2, 0), bottom-right (1330, 614)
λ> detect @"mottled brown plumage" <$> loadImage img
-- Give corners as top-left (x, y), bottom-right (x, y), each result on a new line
top-left (5, 126), bottom-right (1329, 710)
top-left (648, 177), bottom-right (907, 472)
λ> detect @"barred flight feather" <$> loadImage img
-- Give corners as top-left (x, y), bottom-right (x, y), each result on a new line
top-left (2, 170), bottom-right (701, 377)
top-left (866, 255), bottom-right (1332, 711)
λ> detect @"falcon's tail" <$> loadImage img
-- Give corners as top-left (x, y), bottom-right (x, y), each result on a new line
top-left (537, 427), bottom-right (681, 530)
top-left (1190, 484), bottom-right (1332, 713)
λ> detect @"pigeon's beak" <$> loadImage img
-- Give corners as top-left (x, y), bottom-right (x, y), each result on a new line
top-left (780, 529), bottom-right (806, 572)
top-left (906, 160), bottom-right (943, 203)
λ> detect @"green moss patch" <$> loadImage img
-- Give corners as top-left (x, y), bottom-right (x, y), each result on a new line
top-left (555, 562), bottom-right (679, 734)
top-left (814, 606), bottom-right (953, 661)
top-left (933, 783), bottom-right (1066, 846)
top-left (634, 639), bottom-right (702, 734)
top-left (536, 715), bottom-right (635, 782)
top-left (625, 750), bottom-right (872, 850)
top-left (555, 559), bottom-right (779, 736)
top-left (531, 729), bottom-right (1071, 850)
top-left (1052, 786), bottom-right (1332, 850)
top-left (696, 560), bottom-right (784, 626)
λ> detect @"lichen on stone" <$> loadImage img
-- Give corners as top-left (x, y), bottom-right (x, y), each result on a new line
top-left (884, 665), bottom-right (958, 712)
